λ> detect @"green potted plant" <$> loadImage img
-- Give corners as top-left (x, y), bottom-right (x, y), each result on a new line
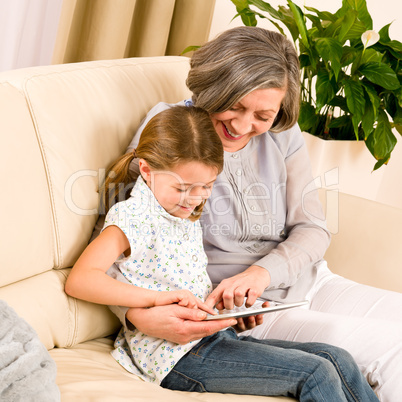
top-left (230, 0), bottom-right (402, 170)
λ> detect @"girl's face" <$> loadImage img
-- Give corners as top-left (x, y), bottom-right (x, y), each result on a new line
top-left (139, 160), bottom-right (218, 219)
top-left (210, 87), bottom-right (286, 152)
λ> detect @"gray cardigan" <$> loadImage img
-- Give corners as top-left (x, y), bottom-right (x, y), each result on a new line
top-left (126, 101), bottom-right (331, 303)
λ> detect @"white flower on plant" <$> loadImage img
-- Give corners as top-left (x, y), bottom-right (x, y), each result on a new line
top-left (361, 30), bottom-right (380, 49)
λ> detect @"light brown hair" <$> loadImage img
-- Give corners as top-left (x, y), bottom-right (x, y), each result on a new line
top-left (187, 26), bottom-right (300, 133)
top-left (102, 106), bottom-right (223, 221)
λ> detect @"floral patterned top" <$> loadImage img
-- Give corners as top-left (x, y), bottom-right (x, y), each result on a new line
top-left (103, 176), bottom-right (212, 384)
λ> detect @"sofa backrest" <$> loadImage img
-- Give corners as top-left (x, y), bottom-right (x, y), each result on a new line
top-left (0, 57), bottom-right (191, 349)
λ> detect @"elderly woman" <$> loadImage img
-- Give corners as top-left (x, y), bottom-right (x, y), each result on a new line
top-left (94, 27), bottom-right (401, 401)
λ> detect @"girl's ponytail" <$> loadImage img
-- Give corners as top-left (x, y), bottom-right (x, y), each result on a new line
top-left (101, 150), bottom-right (139, 213)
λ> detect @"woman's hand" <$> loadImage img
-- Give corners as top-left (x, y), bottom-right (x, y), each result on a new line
top-left (126, 304), bottom-right (237, 345)
top-left (204, 265), bottom-right (271, 333)
top-left (232, 300), bottom-right (270, 333)
top-left (154, 290), bottom-right (216, 315)
top-left (205, 265), bottom-right (271, 310)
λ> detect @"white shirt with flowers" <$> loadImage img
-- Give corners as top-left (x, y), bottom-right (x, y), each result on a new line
top-left (103, 176), bottom-right (212, 384)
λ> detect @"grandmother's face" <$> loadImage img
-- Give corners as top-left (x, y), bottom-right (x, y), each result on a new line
top-left (210, 87), bottom-right (286, 153)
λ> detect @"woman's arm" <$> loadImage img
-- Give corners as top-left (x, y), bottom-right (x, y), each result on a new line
top-left (255, 142), bottom-right (331, 290)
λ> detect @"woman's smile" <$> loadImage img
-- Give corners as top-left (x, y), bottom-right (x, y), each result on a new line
top-left (222, 123), bottom-right (244, 140)
top-left (210, 87), bottom-right (286, 152)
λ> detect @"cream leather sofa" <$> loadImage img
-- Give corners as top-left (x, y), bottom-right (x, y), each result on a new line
top-left (1, 56), bottom-right (401, 402)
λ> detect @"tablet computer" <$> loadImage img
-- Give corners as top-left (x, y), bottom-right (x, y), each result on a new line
top-left (205, 300), bottom-right (309, 320)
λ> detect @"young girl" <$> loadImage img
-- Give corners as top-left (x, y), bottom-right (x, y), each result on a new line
top-left (65, 106), bottom-right (378, 401)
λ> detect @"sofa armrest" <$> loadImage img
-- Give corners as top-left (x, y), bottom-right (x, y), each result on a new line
top-left (320, 190), bottom-right (402, 293)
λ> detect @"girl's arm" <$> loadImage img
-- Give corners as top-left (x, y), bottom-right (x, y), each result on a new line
top-left (65, 226), bottom-right (215, 313)
top-left (66, 226), bottom-right (152, 307)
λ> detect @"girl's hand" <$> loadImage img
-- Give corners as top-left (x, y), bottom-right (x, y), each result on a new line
top-left (205, 265), bottom-right (271, 311)
top-left (154, 290), bottom-right (216, 315)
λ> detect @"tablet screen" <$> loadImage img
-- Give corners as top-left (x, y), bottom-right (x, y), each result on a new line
top-left (205, 300), bottom-right (309, 320)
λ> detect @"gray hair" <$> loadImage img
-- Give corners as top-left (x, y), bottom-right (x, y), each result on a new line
top-left (186, 26), bottom-right (300, 133)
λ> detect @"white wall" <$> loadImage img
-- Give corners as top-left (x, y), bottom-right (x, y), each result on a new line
top-left (209, 0), bottom-right (402, 41)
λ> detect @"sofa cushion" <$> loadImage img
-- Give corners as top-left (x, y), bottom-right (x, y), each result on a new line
top-left (0, 269), bottom-right (120, 350)
top-left (49, 337), bottom-right (294, 402)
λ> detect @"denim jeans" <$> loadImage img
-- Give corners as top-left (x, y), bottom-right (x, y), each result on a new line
top-left (161, 328), bottom-right (378, 401)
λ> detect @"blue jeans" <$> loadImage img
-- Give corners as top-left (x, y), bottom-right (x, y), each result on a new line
top-left (161, 328), bottom-right (378, 401)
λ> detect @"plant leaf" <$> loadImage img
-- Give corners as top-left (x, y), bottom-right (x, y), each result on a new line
top-left (234, 8), bottom-right (258, 26)
top-left (249, 0), bottom-right (282, 19)
top-left (358, 62), bottom-right (400, 90)
top-left (394, 105), bottom-right (402, 125)
top-left (299, 54), bottom-right (310, 69)
top-left (298, 102), bottom-right (319, 132)
top-left (383, 93), bottom-right (398, 119)
top-left (378, 22), bottom-right (402, 54)
top-left (180, 45), bottom-right (200, 55)
top-left (287, 0), bottom-right (309, 49)
top-left (378, 22), bottom-right (392, 42)
top-left (383, 40), bottom-right (402, 55)
top-left (315, 38), bottom-right (343, 80)
top-left (305, 13), bottom-right (323, 33)
top-left (372, 155), bottom-right (390, 170)
top-left (376, 42), bottom-right (402, 61)
top-left (338, 12), bottom-right (357, 43)
top-left (395, 87), bottom-right (402, 108)
top-left (230, 0), bottom-right (249, 9)
top-left (362, 94), bottom-right (376, 138)
top-left (321, 14), bottom-right (343, 39)
top-left (360, 48), bottom-right (384, 64)
top-left (316, 70), bottom-right (336, 111)
top-left (361, 81), bottom-right (380, 117)
top-left (341, 46), bottom-right (358, 67)
top-left (344, 79), bottom-right (366, 138)
top-left (343, 18), bottom-right (368, 40)
top-left (344, 80), bottom-right (365, 115)
top-left (328, 115), bottom-right (352, 128)
top-left (365, 109), bottom-right (397, 161)
top-left (329, 95), bottom-right (350, 113)
top-left (342, 0), bottom-right (373, 29)
top-left (378, 40), bottom-right (402, 60)
top-left (304, 6), bottom-right (337, 22)
top-left (337, 3), bottom-right (367, 40)
top-left (248, 0), bottom-right (299, 41)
